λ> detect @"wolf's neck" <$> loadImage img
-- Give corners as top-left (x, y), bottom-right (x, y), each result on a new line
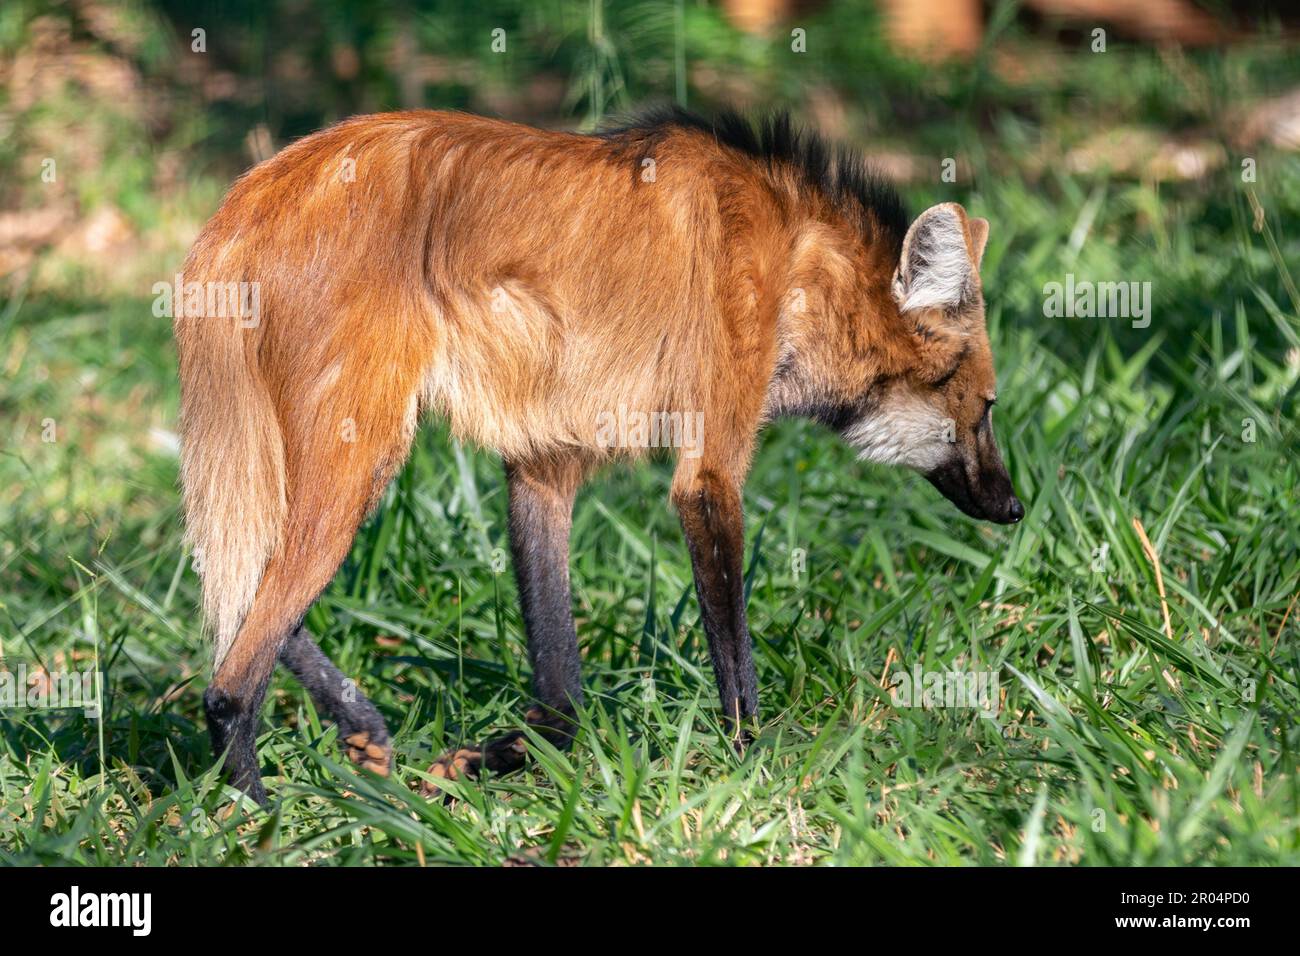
top-left (760, 218), bottom-right (909, 429)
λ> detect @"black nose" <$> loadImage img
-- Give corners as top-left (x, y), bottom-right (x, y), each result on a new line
top-left (1006, 496), bottom-right (1025, 523)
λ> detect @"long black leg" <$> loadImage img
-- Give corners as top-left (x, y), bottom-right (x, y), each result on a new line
top-left (423, 458), bottom-right (585, 795)
top-left (279, 625), bottom-right (391, 774)
top-left (673, 469), bottom-right (757, 737)
top-left (204, 675), bottom-right (272, 803)
top-left (507, 461), bottom-right (584, 741)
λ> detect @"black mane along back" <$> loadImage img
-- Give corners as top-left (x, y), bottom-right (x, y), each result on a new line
top-left (598, 104), bottom-right (909, 256)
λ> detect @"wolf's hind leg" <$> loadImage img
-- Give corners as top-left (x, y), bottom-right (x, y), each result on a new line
top-left (204, 336), bottom-right (425, 803)
top-left (279, 626), bottom-right (391, 775)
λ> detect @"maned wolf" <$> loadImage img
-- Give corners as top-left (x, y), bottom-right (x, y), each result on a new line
top-left (175, 107), bottom-right (1023, 802)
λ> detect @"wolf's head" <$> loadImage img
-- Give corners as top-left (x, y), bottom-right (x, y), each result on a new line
top-left (844, 202), bottom-right (1023, 524)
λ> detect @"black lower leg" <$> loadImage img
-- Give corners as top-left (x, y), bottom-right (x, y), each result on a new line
top-left (204, 674), bottom-right (271, 804)
top-left (279, 626), bottom-right (387, 740)
top-left (423, 459), bottom-right (585, 795)
top-left (675, 471), bottom-right (758, 736)
top-left (278, 626), bottom-right (391, 774)
top-left (508, 462), bottom-right (584, 746)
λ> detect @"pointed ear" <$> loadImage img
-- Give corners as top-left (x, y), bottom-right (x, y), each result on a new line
top-left (892, 203), bottom-right (979, 314)
top-left (967, 217), bottom-right (989, 270)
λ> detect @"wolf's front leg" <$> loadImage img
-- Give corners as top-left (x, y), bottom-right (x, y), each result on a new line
top-left (673, 468), bottom-right (758, 743)
top-left (423, 457), bottom-right (587, 796)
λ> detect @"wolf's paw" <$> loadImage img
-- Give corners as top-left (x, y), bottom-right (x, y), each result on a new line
top-left (420, 747), bottom-right (483, 797)
top-left (343, 730), bottom-right (392, 776)
top-left (420, 734), bottom-right (528, 798)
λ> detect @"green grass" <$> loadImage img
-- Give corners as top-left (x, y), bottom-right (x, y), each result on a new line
top-left (1, 18), bottom-right (1299, 865)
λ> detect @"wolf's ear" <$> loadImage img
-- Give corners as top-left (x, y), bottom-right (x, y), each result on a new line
top-left (892, 203), bottom-right (982, 315)
top-left (967, 216), bottom-right (989, 270)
